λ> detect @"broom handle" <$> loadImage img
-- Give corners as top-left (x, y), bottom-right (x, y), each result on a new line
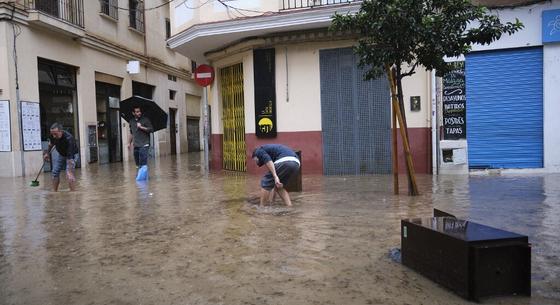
top-left (34, 145), bottom-right (55, 181)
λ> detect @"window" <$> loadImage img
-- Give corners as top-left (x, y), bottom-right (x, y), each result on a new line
top-left (32, 0), bottom-right (85, 27)
top-left (169, 90), bottom-right (176, 100)
top-left (168, 74), bottom-right (177, 82)
top-left (165, 18), bottom-right (171, 39)
top-left (100, 0), bottom-right (118, 20)
top-left (129, 0), bottom-right (144, 33)
top-left (191, 60), bottom-right (197, 74)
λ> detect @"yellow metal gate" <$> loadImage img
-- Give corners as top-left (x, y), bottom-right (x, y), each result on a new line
top-left (220, 63), bottom-right (246, 171)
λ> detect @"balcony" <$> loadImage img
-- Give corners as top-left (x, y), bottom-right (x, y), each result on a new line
top-left (168, 0), bottom-right (361, 62)
top-left (25, 0), bottom-right (85, 37)
top-left (281, 0), bottom-right (358, 11)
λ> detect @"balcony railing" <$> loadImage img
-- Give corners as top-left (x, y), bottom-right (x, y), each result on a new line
top-left (281, 0), bottom-right (358, 10)
top-left (25, 0), bottom-right (84, 27)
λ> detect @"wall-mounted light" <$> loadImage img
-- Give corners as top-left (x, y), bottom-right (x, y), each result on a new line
top-left (127, 60), bottom-right (140, 74)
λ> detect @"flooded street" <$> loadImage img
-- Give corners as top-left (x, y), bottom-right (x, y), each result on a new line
top-left (0, 153), bottom-right (559, 305)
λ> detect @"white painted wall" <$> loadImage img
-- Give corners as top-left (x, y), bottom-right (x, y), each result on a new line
top-left (171, 0), bottom-right (280, 36)
top-left (470, 4), bottom-right (547, 52)
top-left (543, 43), bottom-right (560, 170)
top-left (400, 67), bottom-right (432, 128)
top-left (210, 50), bottom-right (253, 136)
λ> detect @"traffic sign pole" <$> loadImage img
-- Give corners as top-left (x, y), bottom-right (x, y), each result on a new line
top-left (203, 86), bottom-right (209, 172)
top-left (194, 64), bottom-right (214, 173)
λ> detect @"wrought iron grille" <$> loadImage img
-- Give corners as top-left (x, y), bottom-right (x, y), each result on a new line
top-left (281, 0), bottom-right (357, 10)
top-left (129, 0), bottom-right (144, 33)
top-left (25, 0), bottom-right (84, 27)
top-left (100, 0), bottom-right (118, 20)
top-left (221, 63), bottom-right (247, 172)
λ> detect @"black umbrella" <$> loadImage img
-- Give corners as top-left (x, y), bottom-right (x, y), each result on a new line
top-left (120, 95), bottom-right (168, 132)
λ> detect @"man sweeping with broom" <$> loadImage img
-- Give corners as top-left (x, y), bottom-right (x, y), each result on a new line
top-left (43, 123), bottom-right (79, 192)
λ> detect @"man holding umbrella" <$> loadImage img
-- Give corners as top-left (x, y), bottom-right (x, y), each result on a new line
top-left (128, 106), bottom-right (153, 169)
top-left (120, 96), bottom-right (168, 180)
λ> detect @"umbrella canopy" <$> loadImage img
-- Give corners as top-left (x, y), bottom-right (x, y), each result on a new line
top-left (120, 95), bottom-right (168, 132)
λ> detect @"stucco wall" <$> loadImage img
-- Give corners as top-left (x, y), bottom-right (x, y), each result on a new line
top-left (84, 1), bottom-right (190, 72)
top-left (171, 0), bottom-right (280, 36)
top-left (543, 43), bottom-right (560, 170)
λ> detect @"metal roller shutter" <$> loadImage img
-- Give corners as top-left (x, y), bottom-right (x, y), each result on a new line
top-left (466, 47), bottom-right (543, 169)
top-left (320, 48), bottom-right (391, 175)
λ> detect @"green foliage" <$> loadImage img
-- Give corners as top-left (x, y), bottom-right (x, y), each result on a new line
top-left (330, 0), bottom-right (524, 78)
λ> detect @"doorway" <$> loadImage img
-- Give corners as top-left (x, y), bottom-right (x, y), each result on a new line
top-left (38, 59), bottom-right (80, 170)
top-left (169, 108), bottom-right (177, 155)
top-left (187, 117), bottom-right (200, 152)
top-left (95, 82), bottom-right (122, 164)
top-left (319, 48), bottom-right (392, 175)
top-left (220, 63), bottom-right (246, 172)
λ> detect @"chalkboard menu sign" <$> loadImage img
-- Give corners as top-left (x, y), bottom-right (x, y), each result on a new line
top-left (254, 48), bottom-right (277, 138)
top-left (442, 62), bottom-right (466, 140)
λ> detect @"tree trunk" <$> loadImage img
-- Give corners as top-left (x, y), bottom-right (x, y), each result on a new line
top-left (387, 65), bottom-right (419, 196)
top-left (395, 67), bottom-right (418, 195)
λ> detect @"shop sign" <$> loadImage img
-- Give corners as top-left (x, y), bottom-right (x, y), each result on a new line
top-left (442, 62), bottom-right (466, 140)
top-left (543, 9), bottom-right (560, 44)
top-left (254, 49), bottom-right (277, 138)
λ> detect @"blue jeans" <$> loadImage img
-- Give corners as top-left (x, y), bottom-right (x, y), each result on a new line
top-left (134, 146), bottom-right (149, 167)
top-left (51, 153), bottom-right (79, 178)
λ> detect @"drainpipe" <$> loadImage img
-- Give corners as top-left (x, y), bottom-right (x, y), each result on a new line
top-left (431, 69), bottom-right (438, 175)
top-left (9, 7), bottom-right (25, 177)
top-left (285, 47), bottom-right (289, 103)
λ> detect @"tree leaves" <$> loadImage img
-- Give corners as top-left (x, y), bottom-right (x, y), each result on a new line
top-left (330, 0), bottom-right (524, 79)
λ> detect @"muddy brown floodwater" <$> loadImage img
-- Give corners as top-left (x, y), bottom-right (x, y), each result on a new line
top-left (0, 153), bottom-right (559, 305)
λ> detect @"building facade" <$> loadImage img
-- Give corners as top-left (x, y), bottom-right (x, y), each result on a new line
top-left (439, 0), bottom-right (560, 174)
top-left (0, 0), bottom-right (203, 178)
top-left (168, 0), bottom-right (433, 175)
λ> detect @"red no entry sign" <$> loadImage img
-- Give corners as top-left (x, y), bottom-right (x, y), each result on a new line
top-left (194, 64), bottom-right (215, 87)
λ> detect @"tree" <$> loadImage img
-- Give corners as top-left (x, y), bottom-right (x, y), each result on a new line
top-left (330, 0), bottom-right (523, 195)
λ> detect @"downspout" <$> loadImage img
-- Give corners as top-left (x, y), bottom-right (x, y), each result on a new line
top-left (285, 47), bottom-right (289, 103)
top-left (9, 5), bottom-right (25, 176)
top-left (431, 69), bottom-right (438, 175)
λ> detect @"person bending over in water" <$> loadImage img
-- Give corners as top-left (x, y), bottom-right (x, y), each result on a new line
top-left (252, 144), bottom-right (300, 207)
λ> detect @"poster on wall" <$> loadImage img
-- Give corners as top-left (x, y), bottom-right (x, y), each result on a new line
top-left (0, 100), bottom-right (11, 152)
top-left (21, 101), bottom-right (42, 151)
top-left (442, 61), bottom-right (466, 140)
top-left (254, 48), bottom-right (277, 138)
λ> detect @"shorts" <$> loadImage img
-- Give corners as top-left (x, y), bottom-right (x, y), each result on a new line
top-left (52, 153), bottom-right (79, 178)
top-left (260, 161), bottom-right (300, 191)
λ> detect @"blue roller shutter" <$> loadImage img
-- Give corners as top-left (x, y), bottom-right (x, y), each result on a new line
top-left (466, 47), bottom-right (543, 169)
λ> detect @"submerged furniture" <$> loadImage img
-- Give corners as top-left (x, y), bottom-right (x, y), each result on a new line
top-left (401, 217), bottom-right (531, 301)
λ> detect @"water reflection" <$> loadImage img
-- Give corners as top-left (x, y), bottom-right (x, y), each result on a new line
top-left (0, 154), bottom-right (558, 304)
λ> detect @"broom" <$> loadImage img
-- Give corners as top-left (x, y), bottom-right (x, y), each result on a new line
top-left (30, 146), bottom-right (54, 187)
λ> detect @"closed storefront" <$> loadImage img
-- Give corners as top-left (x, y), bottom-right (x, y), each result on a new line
top-left (466, 47), bottom-right (543, 169)
top-left (319, 48), bottom-right (392, 175)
